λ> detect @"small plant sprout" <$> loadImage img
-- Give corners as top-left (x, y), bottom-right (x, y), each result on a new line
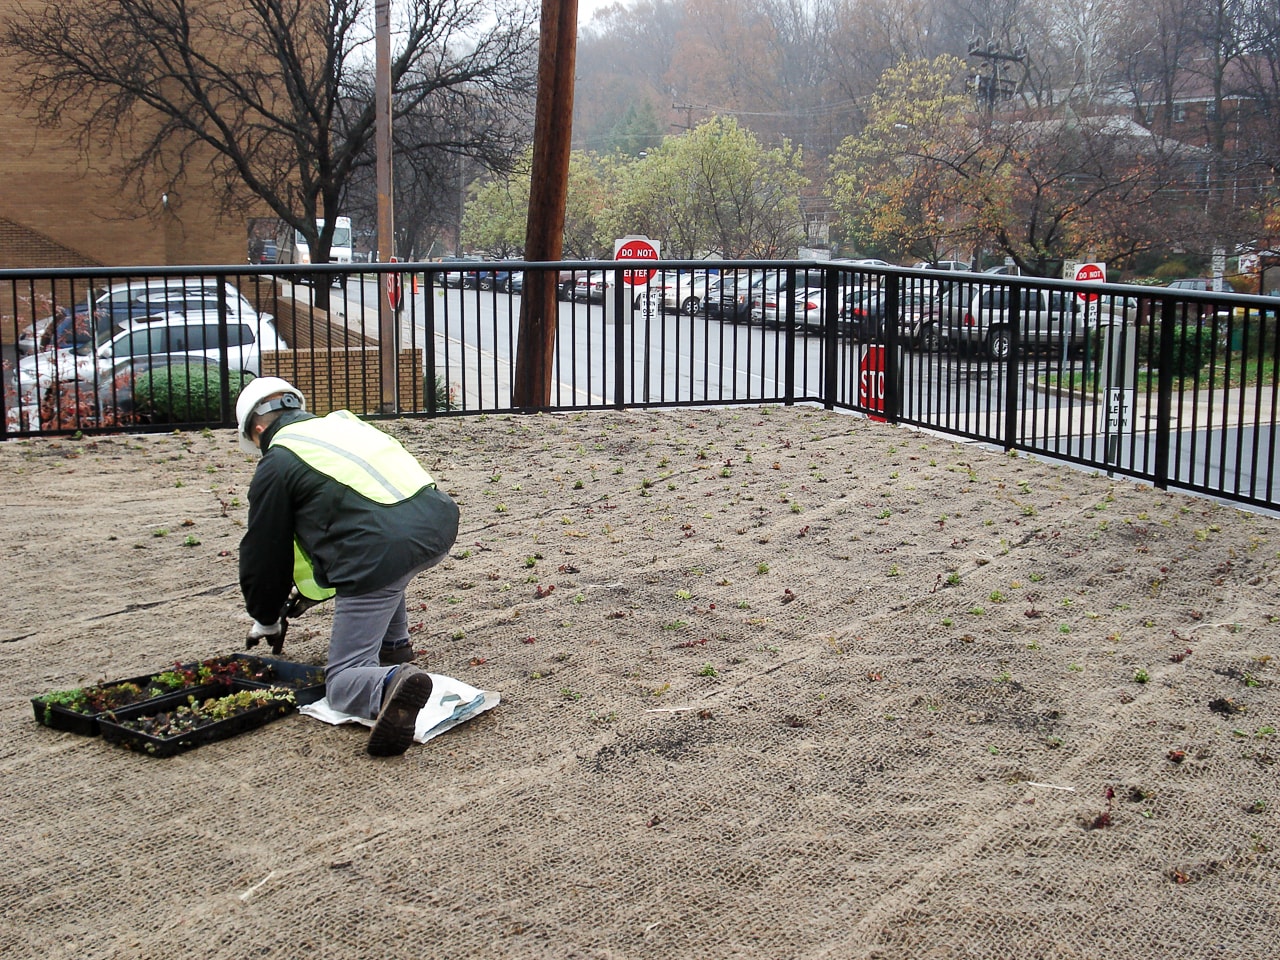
top-left (182, 534), bottom-right (200, 547)
top-left (674, 589), bottom-right (693, 601)
top-left (756, 562), bottom-right (770, 575)
top-left (153, 528), bottom-right (169, 538)
top-left (698, 664), bottom-right (717, 677)
top-left (1134, 668), bottom-right (1151, 684)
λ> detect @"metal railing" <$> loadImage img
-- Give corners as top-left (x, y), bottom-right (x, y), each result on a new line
top-left (3, 259), bottom-right (1276, 511)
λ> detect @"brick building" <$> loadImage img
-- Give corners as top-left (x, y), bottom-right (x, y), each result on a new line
top-left (0, 0), bottom-right (262, 269)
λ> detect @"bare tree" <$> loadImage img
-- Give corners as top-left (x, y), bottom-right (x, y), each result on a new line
top-left (1, 0), bottom-right (537, 300)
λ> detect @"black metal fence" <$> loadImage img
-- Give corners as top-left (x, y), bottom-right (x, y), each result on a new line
top-left (3, 259), bottom-right (1277, 511)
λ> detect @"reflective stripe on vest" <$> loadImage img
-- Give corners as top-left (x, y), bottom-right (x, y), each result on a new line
top-left (271, 410), bottom-right (436, 504)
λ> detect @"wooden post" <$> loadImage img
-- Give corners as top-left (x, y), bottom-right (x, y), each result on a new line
top-left (375, 0), bottom-right (397, 413)
top-left (513, 0), bottom-right (578, 408)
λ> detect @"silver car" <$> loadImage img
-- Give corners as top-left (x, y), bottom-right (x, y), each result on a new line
top-left (938, 285), bottom-right (1096, 359)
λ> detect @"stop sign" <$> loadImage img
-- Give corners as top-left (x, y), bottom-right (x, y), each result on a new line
top-left (386, 256), bottom-right (403, 311)
top-left (858, 346), bottom-right (887, 422)
top-left (615, 237), bottom-right (659, 286)
top-left (1073, 262), bottom-right (1105, 302)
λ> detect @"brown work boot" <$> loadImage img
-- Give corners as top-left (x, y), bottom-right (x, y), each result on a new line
top-left (367, 665), bottom-right (432, 757)
top-left (379, 642), bottom-right (416, 667)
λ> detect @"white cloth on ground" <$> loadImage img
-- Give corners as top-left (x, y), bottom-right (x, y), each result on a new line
top-left (299, 673), bottom-right (499, 744)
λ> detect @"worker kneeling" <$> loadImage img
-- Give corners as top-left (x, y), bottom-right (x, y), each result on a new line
top-left (235, 378), bottom-right (460, 757)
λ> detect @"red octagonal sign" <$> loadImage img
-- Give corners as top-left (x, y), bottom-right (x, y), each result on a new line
top-left (615, 238), bottom-right (659, 286)
top-left (1074, 262), bottom-right (1105, 302)
top-left (858, 346), bottom-right (888, 422)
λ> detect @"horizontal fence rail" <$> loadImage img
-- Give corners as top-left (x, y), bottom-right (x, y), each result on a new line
top-left (2, 259), bottom-right (1276, 511)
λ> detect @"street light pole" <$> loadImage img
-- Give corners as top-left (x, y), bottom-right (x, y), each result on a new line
top-left (375, 0), bottom-right (396, 413)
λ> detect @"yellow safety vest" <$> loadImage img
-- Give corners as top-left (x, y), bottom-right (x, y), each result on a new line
top-left (272, 411), bottom-right (437, 602)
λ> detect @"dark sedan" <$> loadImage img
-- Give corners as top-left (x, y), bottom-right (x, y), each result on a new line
top-left (701, 273), bottom-right (754, 322)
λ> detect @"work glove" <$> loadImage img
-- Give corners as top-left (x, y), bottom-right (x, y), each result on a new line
top-left (245, 617), bottom-right (288, 656)
top-left (282, 587), bottom-right (321, 620)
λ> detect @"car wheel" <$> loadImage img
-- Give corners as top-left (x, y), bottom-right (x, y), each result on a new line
top-left (681, 296), bottom-right (701, 315)
top-left (986, 326), bottom-right (1011, 361)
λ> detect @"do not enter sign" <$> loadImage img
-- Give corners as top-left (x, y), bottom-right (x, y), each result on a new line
top-left (858, 345), bottom-right (888, 422)
top-left (614, 236), bottom-right (659, 286)
top-left (1073, 262), bottom-right (1106, 302)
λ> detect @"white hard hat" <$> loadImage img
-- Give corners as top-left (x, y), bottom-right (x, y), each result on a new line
top-left (235, 376), bottom-right (305, 455)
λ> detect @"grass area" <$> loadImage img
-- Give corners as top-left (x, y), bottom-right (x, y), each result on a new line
top-left (1042, 354), bottom-right (1278, 393)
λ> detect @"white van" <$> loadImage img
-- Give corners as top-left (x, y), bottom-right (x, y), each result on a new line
top-left (276, 217), bottom-right (353, 286)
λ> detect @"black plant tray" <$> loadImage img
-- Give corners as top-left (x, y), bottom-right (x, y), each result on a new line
top-left (32, 655), bottom-right (325, 736)
top-left (223, 654), bottom-right (326, 706)
top-left (97, 682), bottom-right (296, 758)
top-left (31, 677), bottom-right (222, 737)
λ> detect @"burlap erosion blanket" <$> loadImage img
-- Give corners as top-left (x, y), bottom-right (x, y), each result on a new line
top-left (2, 406), bottom-right (1276, 959)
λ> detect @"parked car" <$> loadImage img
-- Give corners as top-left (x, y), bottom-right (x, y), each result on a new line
top-left (1166, 278), bottom-right (1212, 292)
top-left (250, 239), bottom-right (278, 265)
top-left (642, 269), bottom-right (714, 314)
top-left (18, 310), bottom-right (281, 390)
top-left (557, 261), bottom-right (596, 300)
top-left (912, 260), bottom-right (971, 272)
top-left (18, 280), bottom-right (272, 357)
top-left (938, 285), bottom-right (1096, 359)
top-left (572, 271), bottom-right (614, 304)
top-left (753, 286), bottom-right (830, 330)
top-left (701, 273), bottom-right (754, 322)
top-left (508, 271), bottom-right (525, 294)
top-left (842, 289), bottom-right (936, 344)
top-left (434, 256), bottom-right (469, 287)
top-left (468, 265), bottom-right (515, 292)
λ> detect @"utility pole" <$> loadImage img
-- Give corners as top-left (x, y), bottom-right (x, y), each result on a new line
top-left (513, 0), bottom-right (578, 409)
top-left (967, 35), bottom-right (1026, 113)
top-left (671, 101), bottom-right (707, 132)
top-left (375, 0), bottom-right (396, 413)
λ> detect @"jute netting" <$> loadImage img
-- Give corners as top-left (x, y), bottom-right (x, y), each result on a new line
top-left (1, 407), bottom-right (1275, 959)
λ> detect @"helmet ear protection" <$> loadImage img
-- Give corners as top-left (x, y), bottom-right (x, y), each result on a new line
top-left (235, 376), bottom-right (306, 455)
top-left (253, 392), bottom-right (302, 420)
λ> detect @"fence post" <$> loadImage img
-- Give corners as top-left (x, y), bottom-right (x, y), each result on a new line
top-left (784, 266), bottom-right (796, 406)
top-left (823, 268), bottom-right (839, 409)
top-left (215, 280), bottom-right (233, 426)
top-left (614, 267), bottom-right (626, 409)
top-left (1002, 283), bottom-right (1021, 451)
top-left (883, 273), bottom-right (900, 423)
top-left (1154, 296), bottom-right (1176, 490)
top-left (425, 277), bottom-right (438, 415)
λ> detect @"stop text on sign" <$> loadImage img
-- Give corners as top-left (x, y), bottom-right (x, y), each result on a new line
top-left (858, 345), bottom-right (888, 422)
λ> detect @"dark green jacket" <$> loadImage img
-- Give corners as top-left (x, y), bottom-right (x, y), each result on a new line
top-left (239, 409), bottom-right (459, 624)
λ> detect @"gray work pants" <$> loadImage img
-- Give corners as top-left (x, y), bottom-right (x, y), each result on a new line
top-left (324, 555), bottom-right (443, 718)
